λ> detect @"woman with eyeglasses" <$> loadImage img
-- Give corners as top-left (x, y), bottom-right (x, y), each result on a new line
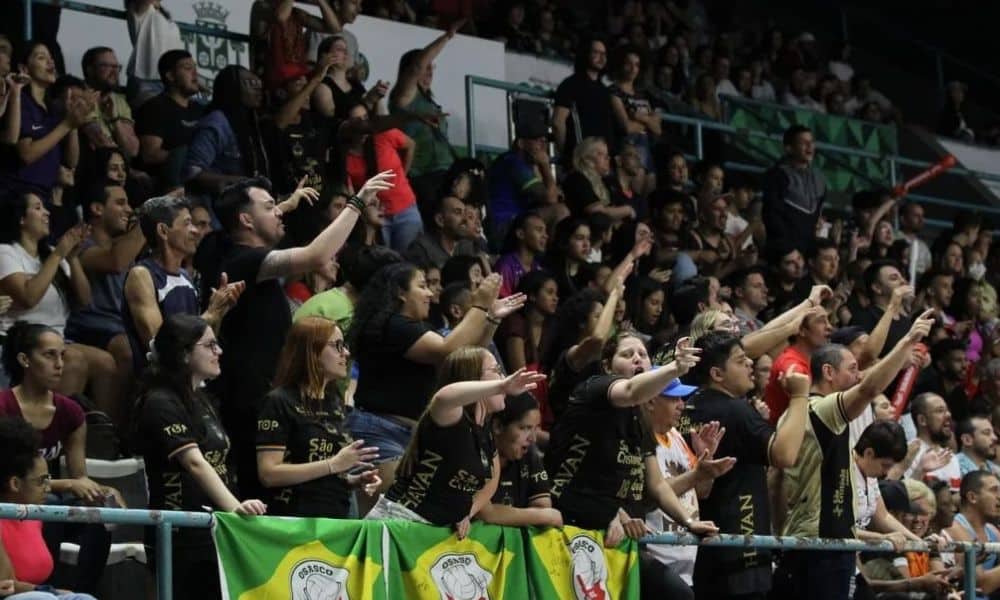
top-left (366, 347), bottom-right (545, 538)
top-left (135, 314), bottom-right (266, 600)
top-left (0, 417), bottom-right (97, 600)
top-left (256, 317), bottom-right (380, 518)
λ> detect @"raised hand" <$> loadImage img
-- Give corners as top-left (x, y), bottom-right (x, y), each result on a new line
top-left (471, 273), bottom-right (501, 307)
top-left (778, 365), bottom-right (811, 397)
top-left (358, 170), bottom-right (396, 205)
top-left (808, 284), bottom-right (834, 307)
top-left (906, 309), bottom-right (935, 343)
top-left (283, 175), bottom-right (320, 213)
top-left (447, 18), bottom-right (468, 38)
top-left (500, 368), bottom-right (547, 396)
top-left (648, 268), bottom-right (672, 284)
top-left (491, 292), bottom-right (526, 320)
top-left (889, 284), bottom-right (915, 312)
top-left (672, 337), bottom-right (701, 376)
top-left (55, 224), bottom-right (89, 259)
top-left (329, 439), bottom-right (380, 474)
top-left (206, 272), bottom-right (246, 318)
top-left (919, 447), bottom-right (953, 473)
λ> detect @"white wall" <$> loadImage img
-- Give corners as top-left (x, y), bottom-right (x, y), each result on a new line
top-left (57, 2), bottom-right (508, 148)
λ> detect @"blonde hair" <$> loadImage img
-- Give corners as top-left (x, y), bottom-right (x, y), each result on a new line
top-left (903, 478), bottom-right (936, 513)
top-left (689, 309), bottom-right (727, 345)
top-left (571, 137), bottom-right (611, 205)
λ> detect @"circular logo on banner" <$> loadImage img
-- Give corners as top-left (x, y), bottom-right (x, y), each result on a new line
top-left (429, 553), bottom-right (492, 600)
top-left (290, 559), bottom-right (350, 600)
top-left (569, 534), bottom-right (609, 600)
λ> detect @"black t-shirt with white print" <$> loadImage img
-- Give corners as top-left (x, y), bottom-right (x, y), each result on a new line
top-left (256, 385), bottom-right (354, 518)
top-left (385, 413), bottom-right (496, 525)
top-left (492, 445), bottom-right (550, 508)
top-left (545, 374), bottom-right (655, 529)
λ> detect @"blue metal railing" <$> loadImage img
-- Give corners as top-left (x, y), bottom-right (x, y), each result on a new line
top-left (1, 502), bottom-right (996, 598)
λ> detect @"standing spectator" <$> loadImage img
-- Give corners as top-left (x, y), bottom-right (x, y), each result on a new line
top-left (767, 244), bottom-right (807, 317)
top-left (485, 125), bottom-right (562, 243)
top-left (404, 194), bottom-right (475, 269)
top-left (749, 59), bottom-right (776, 102)
top-left (609, 46), bottom-right (660, 171)
top-left (124, 0), bottom-right (184, 107)
top-left (914, 338), bottom-right (972, 422)
top-left (843, 74), bottom-right (894, 118)
top-left (955, 416), bottom-right (1000, 477)
top-left (496, 271), bottom-right (557, 373)
top-left (389, 20), bottom-right (463, 203)
top-left (256, 317), bottom-right (379, 517)
top-left (685, 331), bottom-right (811, 600)
top-left (134, 315), bottom-right (267, 600)
top-left (122, 195), bottom-right (241, 373)
top-left (0, 417), bottom-right (97, 600)
top-left (905, 393), bottom-right (962, 491)
top-left (551, 37), bottom-right (615, 161)
top-left (135, 50), bottom-right (204, 191)
top-left (493, 212), bottom-right (547, 298)
top-left (201, 172), bottom-right (392, 500)
top-left (544, 217), bottom-right (592, 300)
top-left (689, 73), bottom-right (722, 120)
top-left (713, 56), bottom-right (738, 97)
top-left (79, 47), bottom-right (139, 160)
top-left (265, 0), bottom-right (339, 91)
top-left (563, 137), bottom-right (634, 223)
top-left (896, 202), bottom-right (933, 276)
top-left (0, 42), bottom-right (90, 201)
top-left (938, 81), bottom-right (975, 143)
top-left (762, 125), bottom-right (826, 257)
top-left (851, 261), bottom-right (914, 357)
top-left (311, 34), bottom-right (386, 120)
top-left (827, 42), bottom-right (854, 88)
top-left (729, 267), bottom-right (768, 335)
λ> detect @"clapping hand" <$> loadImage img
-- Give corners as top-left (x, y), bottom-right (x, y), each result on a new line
top-left (919, 447), bottom-right (953, 473)
top-left (206, 272), bottom-right (246, 318)
top-left (693, 449), bottom-right (737, 480)
top-left (55, 224), bottom-right (89, 259)
top-left (491, 292), bottom-right (526, 320)
top-left (691, 421), bottom-right (725, 458)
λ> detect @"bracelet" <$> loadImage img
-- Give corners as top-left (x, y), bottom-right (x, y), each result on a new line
top-left (347, 194), bottom-right (367, 213)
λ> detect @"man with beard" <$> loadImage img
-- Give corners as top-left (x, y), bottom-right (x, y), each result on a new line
top-left (956, 416), bottom-right (1000, 477)
top-left (135, 50), bottom-right (204, 190)
top-left (905, 392), bottom-right (961, 491)
top-left (765, 244), bottom-right (806, 319)
top-left (686, 191), bottom-right (736, 279)
top-left (914, 338), bottom-right (972, 422)
top-left (80, 46), bottom-right (139, 158)
top-left (202, 172), bottom-right (393, 499)
top-left (916, 269), bottom-right (955, 330)
top-left (551, 37), bottom-right (616, 160)
top-left (404, 194), bottom-right (476, 270)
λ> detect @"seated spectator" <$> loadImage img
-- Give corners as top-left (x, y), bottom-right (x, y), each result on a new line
top-left (914, 338), bottom-right (971, 422)
top-left (564, 137), bottom-right (634, 223)
top-left (905, 393), bottom-right (962, 490)
top-left (134, 49), bottom-right (204, 192)
top-left (689, 73), bottom-right (721, 120)
top-left (79, 47), bottom-right (138, 160)
top-left (551, 37), bottom-right (615, 160)
top-left (342, 102), bottom-right (421, 253)
top-left (0, 192), bottom-right (120, 403)
top-left (122, 195), bottom-right (241, 372)
top-left (479, 393), bottom-right (560, 524)
top-left (733, 65), bottom-right (754, 99)
top-left (628, 276), bottom-right (668, 346)
top-left (609, 46), bottom-right (660, 171)
top-left (534, 7), bottom-right (573, 60)
top-left (843, 74), bottom-right (894, 118)
top-left (257, 317), bottom-right (379, 517)
top-left (404, 194), bottom-right (475, 269)
top-left (493, 212), bottom-right (547, 298)
top-left (0, 417), bottom-right (98, 600)
top-left (608, 142), bottom-right (652, 220)
top-left (496, 270), bottom-right (557, 373)
top-left (762, 125), bottom-right (826, 257)
top-left (940, 471), bottom-right (1000, 594)
top-left (729, 266), bottom-right (768, 335)
top-left (782, 66), bottom-right (824, 112)
top-left (283, 254), bottom-right (337, 312)
top-left (749, 58), bottom-right (777, 102)
top-left (64, 181), bottom-right (145, 425)
top-left (134, 314), bottom-right (266, 600)
top-left (440, 254), bottom-right (485, 290)
top-left (686, 190), bottom-right (736, 278)
top-left (264, 0), bottom-right (338, 91)
top-left (544, 217), bottom-right (592, 300)
top-left (485, 125), bottom-right (562, 243)
top-left (124, 0), bottom-right (184, 106)
top-left (765, 244), bottom-right (807, 317)
top-left (183, 66), bottom-right (278, 196)
top-left (0, 42), bottom-right (91, 202)
top-left (0, 321), bottom-right (123, 595)
top-left (311, 34), bottom-right (385, 120)
top-left (827, 41), bottom-right (854, 88)
top-left (713, 55), bottom-right (738, 98)
top-left (955, 415), bottom-right (1000, 477)
top-left (389, 20), bottom-right (463, 201)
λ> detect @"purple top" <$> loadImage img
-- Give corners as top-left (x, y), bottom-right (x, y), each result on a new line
top-left (0, 89), bottom-right (63, 199)
top-left (0, 389), bottom-right (85, 461)
top-left (493, 252), bottom-right (541, 298)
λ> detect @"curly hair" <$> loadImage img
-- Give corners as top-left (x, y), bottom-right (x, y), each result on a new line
top-left (347, 262), bottom-right (419, 352)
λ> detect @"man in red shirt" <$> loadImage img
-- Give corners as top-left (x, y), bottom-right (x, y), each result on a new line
top-left (763, 306), bottom-right (833, 425)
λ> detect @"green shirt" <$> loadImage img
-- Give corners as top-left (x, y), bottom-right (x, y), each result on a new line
top-left (394, 88), bottom-right (452, 176)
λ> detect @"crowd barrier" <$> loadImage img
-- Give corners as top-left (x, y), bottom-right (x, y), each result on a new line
top-left (2, 502), bottom-right (998, 599)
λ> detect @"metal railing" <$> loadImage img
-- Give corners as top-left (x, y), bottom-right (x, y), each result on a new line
top-left (1, 502), bottom-right (996, 598)
top-left (465, 74), bottom-right (1000, 230)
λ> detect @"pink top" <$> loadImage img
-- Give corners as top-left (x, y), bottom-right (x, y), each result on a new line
top-left (0, 520), bottom-right (53, 584)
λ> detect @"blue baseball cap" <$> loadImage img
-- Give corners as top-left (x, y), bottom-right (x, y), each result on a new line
top-left (661, 378), bottom-right (698, 398)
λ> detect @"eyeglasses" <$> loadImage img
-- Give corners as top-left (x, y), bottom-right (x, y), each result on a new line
top-left (328, 340), bottom-right (348, 354)
top-left (196, 340), bottom-right (222, 353)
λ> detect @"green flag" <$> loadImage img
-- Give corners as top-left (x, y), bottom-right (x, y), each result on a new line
top-left (213, 513), bottom-right (387, 600)
top-left (524, 525), bottom-right (640, 600)
top-left (383, 520), bottom-right (529, 599)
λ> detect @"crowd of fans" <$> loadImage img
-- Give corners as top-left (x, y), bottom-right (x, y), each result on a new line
top-left (1, 1), bottom-right (1000, 600)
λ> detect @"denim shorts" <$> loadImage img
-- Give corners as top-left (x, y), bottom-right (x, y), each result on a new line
top-left (345, 408), bottom-right (414, 463)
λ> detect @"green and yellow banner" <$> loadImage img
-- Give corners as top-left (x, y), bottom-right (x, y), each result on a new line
top-left (213, 514), bottom-right (640, 599)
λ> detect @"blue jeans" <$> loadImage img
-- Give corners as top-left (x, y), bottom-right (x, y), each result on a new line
top-left (381, 203), bottom-right (423, 254)
top-left (345, 408), bottom-right (413, 463)
top-left (8, 592), bottom-right (98, 600)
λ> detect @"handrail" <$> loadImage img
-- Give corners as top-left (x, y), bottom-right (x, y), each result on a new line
top-left (0, 502), bottom-right (989, 598)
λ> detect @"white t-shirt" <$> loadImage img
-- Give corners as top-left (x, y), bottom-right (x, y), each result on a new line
top-left (0, 243), bottom-right (71, 335)
top-left (127, 4), bottom-right (184, 80)
top-left (643, 428), bottom-right (698, 584)
top-left (905, 438), bottom-right (963, 491)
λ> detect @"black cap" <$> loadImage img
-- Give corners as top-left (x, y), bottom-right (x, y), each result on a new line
top-left (831, 326), bottom-right (867, 346)
top-left (878, 479), bottom-right (915, 514)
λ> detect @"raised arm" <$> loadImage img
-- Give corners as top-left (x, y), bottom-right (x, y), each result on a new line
top-left (390, 19), bottom-right (464, 109)
top-left (859, 284), bottom-right (911, 369)
top-left (742, 305), bottom-right (826, 359)
top-left (768, 368), bottom-right (811, 467)
top-left (275, 55), bottom-right (333, 129)
top-left (256, 171), bottom-right (395, 282)
top-left (428, 367), bottom-right (545, 427)
top-left (405, 274), bottom-right (501, 364)
top-left (296, 0), bottom-right (341, 33)
top-left (608, 338), bottom-right (700, 408)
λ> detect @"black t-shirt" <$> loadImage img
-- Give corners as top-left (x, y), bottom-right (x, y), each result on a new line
top-left (279, 110), bottom-right (332, 196)
top-left (553, 72), bottom-right (616, 156)
top-left (256, 386), bottom-right (354, 517)
top-left (850, 305), bottom-right (912, 358)
top-left (492, 446), bottom-right (550, 508)
top-left (135, 94), bottom-right (204, 152)
top-left (137, 388), bottom-right (235, 513)
top-left (214, 244), bottom-right (291, 419)
top-left (321, 77), bottom-right (367, 120)
top-left (386, 414), bottom-right (496, 525)
top-left (546, 349), bottom-right (600, 420)
top-left (354, 313), bottom-right (436, 420)
top-left (545, 374), bottom-right (655, 529)
top-left (562, 171), bottom-right (602, 218)
top-left (683, 386), bottom-right (774, 596)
